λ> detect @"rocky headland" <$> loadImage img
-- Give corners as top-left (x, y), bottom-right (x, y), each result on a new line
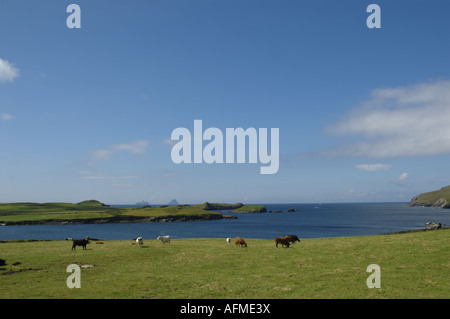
top-left (408, 185), bottom-right (450, 209)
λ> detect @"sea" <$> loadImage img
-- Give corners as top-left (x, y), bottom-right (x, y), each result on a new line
top-left (1, 202), bottom-right (449, 241)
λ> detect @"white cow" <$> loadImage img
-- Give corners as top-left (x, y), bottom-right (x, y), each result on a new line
top-left (226, 238), bottom-right (231, 244)
top-left (136, 237), bottom-right (144, 247)
top-left (157, 236), bottom-right (170, 244)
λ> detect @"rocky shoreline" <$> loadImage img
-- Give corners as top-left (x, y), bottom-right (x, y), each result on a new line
top-left (1, 213), bottom-right (236, 226)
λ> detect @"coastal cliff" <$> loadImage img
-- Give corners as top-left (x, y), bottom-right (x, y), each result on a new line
top-left (408, 185), bottom-right (450, 209)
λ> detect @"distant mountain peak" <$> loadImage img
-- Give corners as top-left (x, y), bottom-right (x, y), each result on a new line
top-left (167, 199), bottom-right (179, 206)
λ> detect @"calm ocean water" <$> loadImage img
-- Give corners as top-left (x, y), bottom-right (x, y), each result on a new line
top-left (1, 203), bottom-right (449, 241)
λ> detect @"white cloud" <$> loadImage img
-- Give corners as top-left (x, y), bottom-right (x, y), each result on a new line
top-left (326, 80), bottom-right (450, 158)
top-left (1, 113), bottom-right (14, 121)
top-left (355, 163), bottom-right (392, 172)
top-left (90, 140), bottom-right (149, 160)
top-left (397, 172), bottom-right (409, 181)
top-left (163, 138), bottom-right (177, 146)
top-left (91, 149), bottom-right (115, 160)
top-left (112, 140), bottom-right (148, 154)
top-left (0, 58), bottom-right (19, 83)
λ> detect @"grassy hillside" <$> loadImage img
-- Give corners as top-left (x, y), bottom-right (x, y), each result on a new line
top-left (0, 229), bottom-right (448, 299)
top-left (409, 185), bottom-right (450, 208)
top-left (0, 200), bottom-right (121, 223)
top-left (0, 200), bottom-right (110, 213)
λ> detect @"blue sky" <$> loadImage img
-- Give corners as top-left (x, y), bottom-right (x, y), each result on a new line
top-left (1, 0), bottom-right (450, 204)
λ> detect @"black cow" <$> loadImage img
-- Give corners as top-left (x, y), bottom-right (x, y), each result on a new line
top-left (284, 235), bottom-right (301, 244)
top-left (71, 237), bottom-right (91, 250)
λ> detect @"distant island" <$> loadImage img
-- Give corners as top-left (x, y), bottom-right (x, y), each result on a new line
top-left (135, 201), bottom-right (150, 206)
top-left (409, 185), bottom-right (450, 209)
top-left (167, 199), bottom-right (179, 206)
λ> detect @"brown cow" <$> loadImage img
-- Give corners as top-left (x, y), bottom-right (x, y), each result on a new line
top-left (234, 237), bottom-right (247, 247)
top-left (274, 236), bottom-right (290, 248)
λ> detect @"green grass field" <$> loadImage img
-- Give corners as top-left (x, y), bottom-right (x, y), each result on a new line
top-left (1, 229), bottom-right (448, 299)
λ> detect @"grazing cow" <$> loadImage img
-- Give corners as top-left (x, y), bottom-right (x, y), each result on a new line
top-left (234, 237), bottom-right (247, 247)
top-left (274, 236), bottom-right (290, 248)
top-left (226, 238), bottom-right (231, 244)
top-left (157, 236), bottom-right (170, 244)
top-left (426, 222), bottom-right (442, 230)
top-left (284, 235), bottom-right (301, 244)
top-left (71, 237), bottom-right (91, 251)
top-left (136, 237), bottom-right (144, 247)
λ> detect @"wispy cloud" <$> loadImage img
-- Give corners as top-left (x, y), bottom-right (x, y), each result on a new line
top-left (90, 140), bottom-right (149, 161)
top-left (1, 113), bottom-right (14, 121)
top-left (0, 58), bottom-right (19, 83)
top-left (355, 163), bottom-right (392, 172)
top-left (325, 80), bottom-right (450, 158)
top-left (392, 172), bottom-right (412, 188)
top-left (163, 138), bottom-right (177, 146)
top-left (79, 171), bottom-right (139, 180)
top-left (78, 171), bottom-right (140, 188)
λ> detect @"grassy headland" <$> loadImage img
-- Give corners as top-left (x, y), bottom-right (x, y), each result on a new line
top-left (0, 229), bottom-right (448, 298)
top-left (232, 205), bottom-right (267, 213)
top-left (0, 201), bottom-right (225, 225)
top-left (192, 202), bottom-right (244, 210)
top-left (409, 185), bottom-right (450, 208)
